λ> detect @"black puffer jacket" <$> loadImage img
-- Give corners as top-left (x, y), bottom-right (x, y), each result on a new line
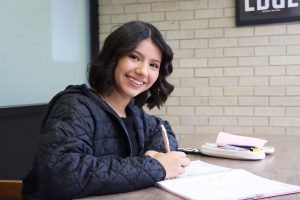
top-left (22, 84), bottom-right (178, 200)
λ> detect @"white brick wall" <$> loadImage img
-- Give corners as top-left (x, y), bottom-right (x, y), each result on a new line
top-left (99, 0), bottom-right (300, 137)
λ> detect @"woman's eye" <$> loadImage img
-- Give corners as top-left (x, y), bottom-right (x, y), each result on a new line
top-left (129, 54), bottom-right (139, 61)
top-left (150, 63), bottom-right (160, 69)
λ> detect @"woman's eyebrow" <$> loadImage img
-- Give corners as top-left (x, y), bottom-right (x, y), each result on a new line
top-left (132, 50), bottom-right (161, 63)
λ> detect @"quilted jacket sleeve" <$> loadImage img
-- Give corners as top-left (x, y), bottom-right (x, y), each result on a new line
top-left (142, 111), bottom-right (178, 153)
top-left (36, 95), bottom-right (166, 200)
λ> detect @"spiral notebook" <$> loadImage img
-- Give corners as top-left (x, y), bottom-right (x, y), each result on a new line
top-left (156, 160), bottom-right (300, 200)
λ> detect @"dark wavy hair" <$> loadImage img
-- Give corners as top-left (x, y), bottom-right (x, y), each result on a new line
top-left (88, 20), bottom-right (174, 109)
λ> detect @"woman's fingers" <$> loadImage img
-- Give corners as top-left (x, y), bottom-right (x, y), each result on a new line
top-left (154, 151), bottom-right (191, 179)
top-left (181, 157), bottom-right (191, 167)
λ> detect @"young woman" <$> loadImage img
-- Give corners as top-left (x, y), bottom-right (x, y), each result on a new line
top-left (22, 20), bottom-right (190, 200)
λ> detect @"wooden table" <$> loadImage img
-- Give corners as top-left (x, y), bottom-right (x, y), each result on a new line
top-left (78, 134), bottom-right (300, 200)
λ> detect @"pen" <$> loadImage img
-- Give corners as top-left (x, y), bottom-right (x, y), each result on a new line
top-left (161, 124), bottom-right (171, 152)
top-left (228, 144), bottom-right (261, 152)
top-left (219, 146), bottom-right (247, 151)
top-left (228, 144), bottom-right (256, 149)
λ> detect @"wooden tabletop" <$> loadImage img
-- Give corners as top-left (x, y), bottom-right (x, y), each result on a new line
top-left (78, 134), bottom-right (300, 200)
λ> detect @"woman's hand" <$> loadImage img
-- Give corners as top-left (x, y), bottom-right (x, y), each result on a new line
top-left (145, 150), bottom-right (190, 179)
top-left (144, 150), bottom-right (160, 158)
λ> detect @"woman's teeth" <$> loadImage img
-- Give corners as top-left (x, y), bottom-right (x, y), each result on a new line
top-left (128, 77), bottom-right (143, 85)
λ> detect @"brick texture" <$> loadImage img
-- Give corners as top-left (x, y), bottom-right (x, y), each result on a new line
top-left (99, 0), bottom-right (300, 137)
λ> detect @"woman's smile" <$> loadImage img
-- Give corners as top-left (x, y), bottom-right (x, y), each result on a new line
top-left (127, 75), bottom-right (145, 87)
top-left (112, 38), bottom-right (162, 102)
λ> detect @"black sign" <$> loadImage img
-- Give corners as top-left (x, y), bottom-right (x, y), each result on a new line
top-left (236, 0), bottom-right (300, 26)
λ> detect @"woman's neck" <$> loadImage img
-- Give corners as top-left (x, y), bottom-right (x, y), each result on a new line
top-left (100, 92), bottom-right (130, 118)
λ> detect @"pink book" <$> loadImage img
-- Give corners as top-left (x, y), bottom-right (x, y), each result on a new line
top-left (216, 132), bottom-right (267, 148)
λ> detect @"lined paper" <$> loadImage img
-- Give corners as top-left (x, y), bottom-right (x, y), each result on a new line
top-left (157, 160), bottom-right (300, 200)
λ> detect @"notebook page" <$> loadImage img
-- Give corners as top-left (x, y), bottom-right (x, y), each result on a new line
top-left (180, 160), bottom-right (231, 178)
top-left (157, 162), bottom-right (300, 200)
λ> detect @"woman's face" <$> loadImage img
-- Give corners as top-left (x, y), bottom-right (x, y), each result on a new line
top-left (113, 38), bottom-right (162, 101)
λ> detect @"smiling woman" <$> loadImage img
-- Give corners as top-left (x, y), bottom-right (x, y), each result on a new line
top-left (105, 38), bottom-right (162, 117)
top-left (22, 20), bottom-right (191, 200)
top-left (89, 21), bottom-right (174, 109)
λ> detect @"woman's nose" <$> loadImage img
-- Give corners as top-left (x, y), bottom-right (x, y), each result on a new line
top-left (135, 62), bottom-right (148, 76)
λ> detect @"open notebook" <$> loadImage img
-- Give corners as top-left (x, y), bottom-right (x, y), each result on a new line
top-left (156, 160), bottom-right (300, 200)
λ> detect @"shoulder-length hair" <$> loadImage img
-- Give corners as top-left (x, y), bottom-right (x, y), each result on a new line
top-left (88, 20), bottom-right (174, 109)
